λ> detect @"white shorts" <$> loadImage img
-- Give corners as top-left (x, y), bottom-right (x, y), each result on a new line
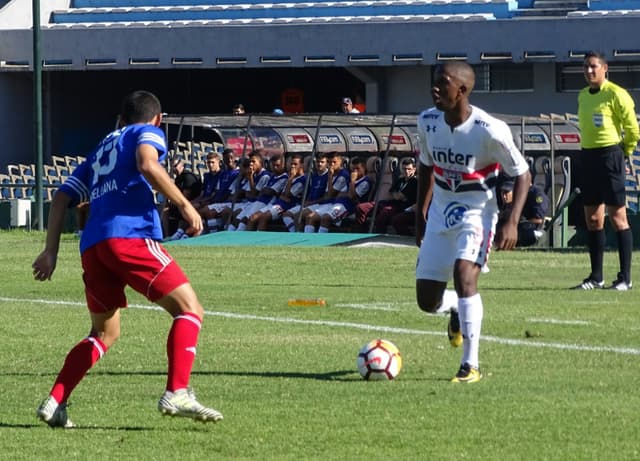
top-left (259, 203), bottom-right (285, 220)
top-left (207, 202), bottom-right (231, 213)
top-left (416, 210), bottom-right (496, 282)
top-left (314, 203), bottom-right (349, 222)
top-left (237, 201), bottom-right (266, 220)
top-left (285, 205), bottom-right (301, 215)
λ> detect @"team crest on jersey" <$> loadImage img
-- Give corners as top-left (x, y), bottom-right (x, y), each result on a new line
top-left (443, 202), bottom-right (469, 228)
top-left (443, 169), bottom-right (463, 191)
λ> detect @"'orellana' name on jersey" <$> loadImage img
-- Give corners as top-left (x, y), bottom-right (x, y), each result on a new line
top-left (90, 178), bottom-right (118, 201)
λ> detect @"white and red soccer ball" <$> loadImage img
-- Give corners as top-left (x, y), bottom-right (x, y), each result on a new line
top-left (356, 339), bottom-right (403, 381)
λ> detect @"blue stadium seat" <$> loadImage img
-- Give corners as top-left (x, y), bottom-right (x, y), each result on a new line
top-left (51, 1), bottom-right (515, 24)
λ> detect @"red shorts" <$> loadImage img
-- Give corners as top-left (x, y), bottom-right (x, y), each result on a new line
top-left (81, 238), bottom-right (189, 313)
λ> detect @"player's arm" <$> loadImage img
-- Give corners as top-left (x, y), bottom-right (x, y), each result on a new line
top-left (617, 91), bottom-right (640, 156)
top-left (495, 170), bottom-right (531, 250)
top-left (32, 190), bottom-right (73, 281)
top-left (137, 144), bottom-right (202, 236)
top-left (415, 162), bottom-right (433, 247)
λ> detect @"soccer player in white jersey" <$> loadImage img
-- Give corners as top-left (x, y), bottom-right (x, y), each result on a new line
top-left (415, 62), bottom-right (531, 383)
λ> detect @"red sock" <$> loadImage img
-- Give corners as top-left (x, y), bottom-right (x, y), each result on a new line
top-left (50, 336), bottom-right (107, 404)
top-left (166, 312), bottom-right (202, 392)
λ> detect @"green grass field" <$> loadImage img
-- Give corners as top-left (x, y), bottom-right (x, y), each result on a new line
top-left (1, 230), bottom-right (639, 460)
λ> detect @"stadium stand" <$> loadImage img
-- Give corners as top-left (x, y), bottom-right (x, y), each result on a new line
top-left (49, 1), bottom-right (515, 25)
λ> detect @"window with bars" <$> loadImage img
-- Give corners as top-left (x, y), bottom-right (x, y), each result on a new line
top-left (557, 62), bottom-right (640, 91)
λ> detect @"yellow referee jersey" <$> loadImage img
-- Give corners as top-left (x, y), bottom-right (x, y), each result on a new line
top-left (578, 79), bottom-right (639, 155)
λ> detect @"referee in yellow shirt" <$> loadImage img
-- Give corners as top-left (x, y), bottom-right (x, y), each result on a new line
top-left (574, 51), bottom-right (639, 291)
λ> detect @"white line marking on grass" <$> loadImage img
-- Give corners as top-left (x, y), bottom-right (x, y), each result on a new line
top-left (333, 303), bottom-right (400, 311)
top-left (526, 318), bottom-right (593, 326)
top-left (4, 296), bottom-right (640, 356)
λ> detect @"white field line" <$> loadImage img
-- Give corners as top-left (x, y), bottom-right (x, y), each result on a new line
top-left (3, 296), bottom-right (640, 356)
top-left (526, 318), bottom-right (593, 326)
top-left (333, 303), bottom-right (400, 311)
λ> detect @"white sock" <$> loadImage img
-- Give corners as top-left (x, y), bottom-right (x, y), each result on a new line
top-left (282, 216), bottom-right (296, 232)
top-left (304, 225), bottom-right (315, 233)
top-left (458, 293), bottom-right (483, 369)
top-left (437, 289), bottom-right (458, 314)
top-left (318, 226), bottom-right (329, 233)
top-left (227, 224), bottom-right (237, 232)
top-left (237, 222), bottom-right (246, 231)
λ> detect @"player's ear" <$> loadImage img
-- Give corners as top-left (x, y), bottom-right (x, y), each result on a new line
top-left (151, 113), bottom-right (162, 127)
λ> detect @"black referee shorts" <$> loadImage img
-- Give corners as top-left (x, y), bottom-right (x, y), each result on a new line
top-left (578, 144), bottom-right (627, 207)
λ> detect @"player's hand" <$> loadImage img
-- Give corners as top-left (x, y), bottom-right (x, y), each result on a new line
top-left (179, 203), bottom-right (203, 237)
top-left (32, 249), bottom-right (57, 281)
top-left (350, 171), bottom-right (358, 182)
top-left (494, 222), bottom-right (518, 251)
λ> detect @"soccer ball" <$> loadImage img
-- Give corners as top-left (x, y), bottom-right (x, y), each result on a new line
top-left (356, 339), bottom-right (403, 381)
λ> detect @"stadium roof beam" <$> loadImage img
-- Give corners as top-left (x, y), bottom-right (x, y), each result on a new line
top-left (129, 57), bottom-right (160, 65)
top-left (260, 56), bottom-right (292, 64)
top-left (568, 50), bottom-right (588, 59)
top-left (304, 55), bottom-right (335, 63)
top-left (215, 56), bottom-right (248, 65)
top-left (436, 52), bottom-right (467, 61)
top-left (348, 55), bottom-right (379, 63)
top-left (85, 58), bottom-right (117, 66)
top-left (480, 51), bottom-right (512, 61)
top-left (614, 49), bottom-right (640, 58)
top-left (392, 53), bottom-right (422, 62)
top-left (171, 57), bottom-right (203, 65)
top-left (42, 59), bottom-right (74, 68)
top-left (523, 51), bottom-right (556, 60)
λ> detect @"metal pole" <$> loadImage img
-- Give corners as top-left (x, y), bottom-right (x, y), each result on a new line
top-left (226, 115), bottom-right (253, 228)
top-left (296, 114), bottom-right (323, 228)
top-left (32, 0), bottom-right (43, 230)
top-left (368, 115), bottom-right (397, 233)
top-left (520, 117), bottom-right (526, 160)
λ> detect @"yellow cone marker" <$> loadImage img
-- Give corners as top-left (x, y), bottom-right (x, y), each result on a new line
top-left (287, 298), bottom-right (327, 307)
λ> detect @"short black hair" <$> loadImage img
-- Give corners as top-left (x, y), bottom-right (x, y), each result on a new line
top-left (584, 50), bottom-right (607, 65)
top-left (120, 90), bottom-right (162, 125)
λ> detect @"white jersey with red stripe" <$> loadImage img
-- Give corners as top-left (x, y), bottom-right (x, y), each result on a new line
top-left (417, 105), bottom-right (529, 231)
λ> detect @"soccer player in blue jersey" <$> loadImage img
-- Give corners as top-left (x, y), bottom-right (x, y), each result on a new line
top-left (228, 153), bottom-right (288, 231)
top-left (247, 153), bottom-right (307, 231)
top-left (313, 156), bottom-right (372, 233)
top-left (302, 152), bottom-right (350, 233)
top-left (281, 152), bottom-right (329, 232)
top-left (32, 91), bottom-right (223, 427)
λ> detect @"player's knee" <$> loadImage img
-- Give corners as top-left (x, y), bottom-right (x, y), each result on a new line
top-left (178, 300), bottom-right (204, 319)
top-left (416, 295), bottom-right (439, 314)
top-left (416, 284), bottom-right (442, 313)
top-left (91, 328), bottom-right (120, 348)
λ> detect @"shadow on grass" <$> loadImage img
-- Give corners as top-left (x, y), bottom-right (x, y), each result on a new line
top-left (95, 369), bottom-right (359, 381)
top-left (2, 369), bottom-right (358, 381)
top-left (0, 421), bottom-right (156, 431)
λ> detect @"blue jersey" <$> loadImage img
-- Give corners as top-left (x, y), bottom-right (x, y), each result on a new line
top-left (307, 170), bottom-right (329, 202)
top-left (334, 175), bottom-right (372, 213)
top-left (243, 169), bottom-right (272, 202)
top-left (58, 124), bottom-right (166, 253)
top-left (320, 168), bottom-right (350, 204)
top-left (274, 174), bottom-right (307, 210)
top-left (201, 170), bottom-right (220, 199)
top-left (256, 172), bottom-right (288, 204)
top-left (212, 168), bottom-right (239, 202)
